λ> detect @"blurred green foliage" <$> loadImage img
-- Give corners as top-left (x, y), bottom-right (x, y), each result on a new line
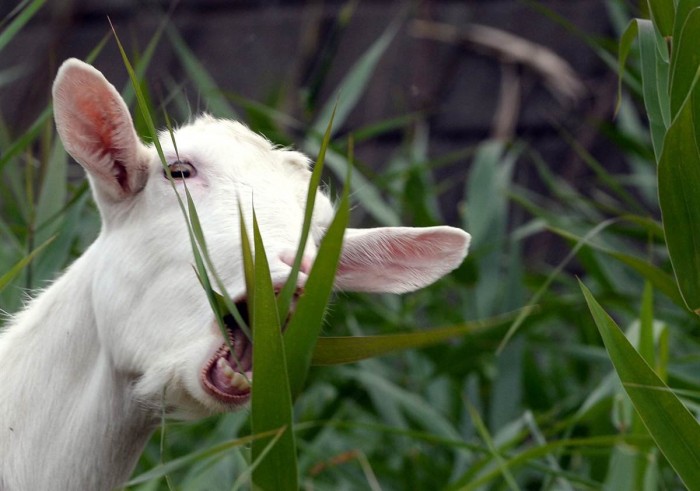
top-left (1, 1), bottom-right (700, 490)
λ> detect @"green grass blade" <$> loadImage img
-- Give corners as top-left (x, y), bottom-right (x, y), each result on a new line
top-left (497, 218), bottom-right (617, 353)
top-left (184, 185), bottom-right (248, 346)
top-left (120, 13), bottom-right (170, 107)
top-left (465, 401), bottom-right (521, 491)
top-left (310, 309), bottom-right (532, 366)
top-left (284, 158), bottom-right (349, 397)
top-left (0, 0), bottom-right (45, 53)
top-left (0, 106), bottom-right (52, 173)
top-left (111, 22), bottom-right (168, 168)
top-left (580, 281), bottom-right (700, 489)
top-left (250, 213), bottom-right (298, 490)
top-left (231, 427), bottom-right (287, 491)
top-left (125, 429), bottom-right (280, 486)
top-left (549, 225), bottom-right (685, 308)
top-left (166, 25), bottom-right (238, 119)
top-left (0, 236), bottom-right (55, 291)
top-left (277, 104), bottom-right (337, 322)
top-left (310, 19), bottom-right (399, 136)
top-left (451, 434), bottom-right (652, 490)
top-left (639, 281), bottom-right (655, 366)
top-left (113, 26), bottom-right (242, 350)
top-left (238, 206), bottom-right (255, 309)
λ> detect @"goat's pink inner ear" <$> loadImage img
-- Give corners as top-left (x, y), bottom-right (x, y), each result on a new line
top-left (334, 226), bottom-right (470, 294)
top-left (53, 59), bottom-right (150, 203)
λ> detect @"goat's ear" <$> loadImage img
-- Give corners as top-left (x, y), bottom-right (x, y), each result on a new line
top-left (52, 58), bottom-right (150, 202)
top-left (334, 226), bottom-right (470, 293)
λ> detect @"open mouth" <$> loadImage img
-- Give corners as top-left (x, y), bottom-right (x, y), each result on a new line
top-left (200, 290), bottom-right (299, 405)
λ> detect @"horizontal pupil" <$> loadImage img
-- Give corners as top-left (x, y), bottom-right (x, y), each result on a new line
top-left (165, 160), bottom-right (194, 179)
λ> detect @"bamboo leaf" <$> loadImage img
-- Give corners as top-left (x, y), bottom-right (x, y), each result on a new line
top-left (0, 236), bottom-right (55, 291)
top-left (465, 401), bottom-right (521, 491)
top-left (617, 15), bottom-right (670, 157)
top-left (0, 0), bottom-right (46, 53)
top-left (277, 104), bottom-right (337, 322)
top-left (166, 26), bottom-right (238, 119)
top-left (125, 429), bottom-right (281, 486)
top-left (673, 1), bottom-right (700, 43)
top-left (549, 225), bottom-right (685, 308)
top-left (647, 0), bottom-right (675, 38)
top-left (250, 213), bottom-right (298, 490)
top-left (310, 20), bottom-right (399, 136)
top-left (669, 7), bottom-right (700, 118)
top-left (284, 161), bottom-right (349, 396)
top-left (580, 281), bottom-right (700, 489)
top-left (311, 310), bottom-right (530, 366)
top-left (658, 94), bottom-right (700, 313)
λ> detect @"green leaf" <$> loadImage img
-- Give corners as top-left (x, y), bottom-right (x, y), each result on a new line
top-left (250, 213), bottom-right (298, 490)
top-left (0, 106), bottom-right (52, 174)
top-left (0, 0), bottom-right (46, 53)
top-left (277, 105), bottom-right (337, 322)
top-left (617, 18), bottom-right (670, 159)
top-left (166, 26), bottom-right (238, 119)
top-left (580, 281), bottom-right (700, 489)
top-left (669, 7), bottom-right (700, 118)
top-left (647, 0), bottom-right (675, 38)
top-left (311, 310), bottom-right (529, 366)
top-left (672, 2), bottom-right (700, 63)
top-left (0, 236), bottom-right (55, 291)
top-left (125, 429), bottom-right (281, 486)
top-left (639, 282), bottom-right (655, 367)
top-left (548, 225), bottom-right (685, 308)
top-left (658, 94), bottom-right (700, 313)
top-left (466, 401), bottom-right (521, 491)
top-left (284, 163), bottom-right (350, 397)
top-left (310, 19), bottom-right (399, 136)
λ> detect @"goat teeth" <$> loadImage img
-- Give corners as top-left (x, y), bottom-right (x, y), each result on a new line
top-left (231, 372), bottom-right (251, 391)
top-left (217, 358), bottom-right (237, 384)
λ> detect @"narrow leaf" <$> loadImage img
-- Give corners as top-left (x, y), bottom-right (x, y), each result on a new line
top-left (0, 0), bottom-right (46, 53)
top-left (658, 95), bottom-right (700, 313)
top-left (648, 0), bottom-right (675, 37)
top-left (284, 160), bottom-right (350, 396)
top-left (125, 429), bottom-right (281, 485)
top-left (669, 7), bottom-right (700, 118)
top-left (0, 236), bottom-right (55, 291)
top-left (311, 310), bottom-right (531, 366)
top-left (580, 281), bottom-right (700, 489)
top-left (277, 104), bottom-right (337, 322)
top-left (250, 213), bottom-right (298, 490)
top-left (310, 20), bottom-right (399, 136)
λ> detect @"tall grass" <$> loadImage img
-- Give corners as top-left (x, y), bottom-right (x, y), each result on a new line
top-left (2, 2), bottom-right (700, 490)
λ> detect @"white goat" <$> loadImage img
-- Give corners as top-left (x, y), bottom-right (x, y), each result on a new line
top-left (0, 59), bottom-right (470, 490)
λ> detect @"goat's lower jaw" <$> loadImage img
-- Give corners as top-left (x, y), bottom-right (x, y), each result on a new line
top-left (201, 327), bottom-right (252, 406)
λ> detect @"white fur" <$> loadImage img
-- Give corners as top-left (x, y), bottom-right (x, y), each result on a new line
top-left (0, 59), bottom-right (470, 490)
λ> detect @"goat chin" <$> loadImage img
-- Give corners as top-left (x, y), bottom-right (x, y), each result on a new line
top-left (0, 58), bottom-right (471, 490)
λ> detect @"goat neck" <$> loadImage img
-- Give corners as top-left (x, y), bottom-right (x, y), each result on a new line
top-left (0, 246), bottom-right (156, 490)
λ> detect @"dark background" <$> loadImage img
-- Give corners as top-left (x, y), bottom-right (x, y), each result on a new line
top-left (0, 0), bottom-right (629, 260)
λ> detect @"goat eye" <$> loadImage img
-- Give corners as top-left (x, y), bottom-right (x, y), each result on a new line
top-left (165, 160), bottom-right (196, 179)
